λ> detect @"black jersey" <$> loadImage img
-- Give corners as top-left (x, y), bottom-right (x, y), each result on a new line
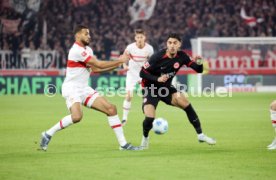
top-left (140, 49), bottom-right (203, 87)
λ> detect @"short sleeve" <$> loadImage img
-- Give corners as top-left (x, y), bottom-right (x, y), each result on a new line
top-left (125, 44), bottom-right (132, 54)
top-left (68, 47), bottom-right (92, 64)
top-left (180, 51), bottom-right (193, 67)
top-left (148, 45), bottom-right (154, 57)
top-left (143, 51), bottom-right (159, 70)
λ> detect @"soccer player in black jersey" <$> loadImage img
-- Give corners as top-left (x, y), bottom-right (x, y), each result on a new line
top-left (139, 33), bottom-right (216, 149)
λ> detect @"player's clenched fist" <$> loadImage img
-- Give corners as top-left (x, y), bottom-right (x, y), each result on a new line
top-left (157, 74), bottom-right (169, 83)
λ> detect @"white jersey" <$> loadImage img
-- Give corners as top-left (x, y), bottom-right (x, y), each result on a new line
top-left (126, 42), bottom-right (154, 77)
top-left (63, 42), bottom-right (93, 87)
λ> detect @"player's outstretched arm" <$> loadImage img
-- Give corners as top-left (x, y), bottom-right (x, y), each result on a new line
top-left (86, 54), bottom-right (129, 69)
top-left (122, 50), bottom-right (130, 71)
top-left (91, 66), bottom-right (118, 73)
top-left (188, 56), bottom-right (203, 73)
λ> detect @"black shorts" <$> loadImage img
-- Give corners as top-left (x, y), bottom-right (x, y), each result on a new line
top-left (142, 85), bottom-right (178, 110)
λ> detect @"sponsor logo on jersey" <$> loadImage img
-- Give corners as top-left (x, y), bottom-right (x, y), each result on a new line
top-left (143, 62), bottom-right (150, 69)
top-left (173, 62), bottom-right (180, 69)
top-left (81, 51), bottom-right (87, 57)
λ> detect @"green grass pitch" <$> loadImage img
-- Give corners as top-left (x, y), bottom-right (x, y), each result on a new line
top-left (0, 93), bottom-right (275, 180)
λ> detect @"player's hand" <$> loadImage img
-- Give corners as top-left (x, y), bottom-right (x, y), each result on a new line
top-left (157, 74), bottom-right (169, 83)
top-left (122, 63), bottom-right (129, 71)
top-left (118, 53), bottom-right (130, 63)
top-left (194, 56), bottom-right (203, 65)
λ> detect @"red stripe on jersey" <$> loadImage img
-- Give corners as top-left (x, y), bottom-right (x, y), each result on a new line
top-left (84, 92), bottom-right (97, 106)
top-left (131, 55), bottom-right (147, 58)
top-left (60, 120), bottom-right (64, 129)
top-left (141, 79), bottom-right (146, 87)
top-left (84, 56), bottom-right (91, 64)
top-left (129, 54), bottom-right (146, 62)
top-left (111, 124), bottom-right (122, 129)
top-left (142, 68), bottom-right (150, 74)
top-left (162, 54), bottom-right (168, 59)
top-left (67, 60), bottom-right (86, 68)
top-left (272, 120), bottom-right (276, 124)
top-left (132, 59), bottom-right (146, 62)
top-left (187, 61), bottom-right (194, 67)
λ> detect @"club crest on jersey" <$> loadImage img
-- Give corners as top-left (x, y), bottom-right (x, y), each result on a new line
top-left (173, 62), bottom-right (180, 69)
top-left (143, 62), bottom-right (150, 69)
top-left (81, 51), bottom-right (87, 57)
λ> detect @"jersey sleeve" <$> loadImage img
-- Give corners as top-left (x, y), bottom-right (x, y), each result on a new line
top-left (140, 52), bottom-right (161, 82)
top-left (180, 51), bottom-right (203, 73)
top-left (142, 51), bottom-right (159, 70)
top-left (148, 46), bottom-right (154, 57)
top-left (125, 44), bottom-right (132, 54)
top-left (69, 47), bottom-right (92, 64)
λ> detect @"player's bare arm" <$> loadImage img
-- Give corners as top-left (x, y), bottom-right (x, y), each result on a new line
top-left (86, 53), bottom-right (129, 69)
top-left (91, 66), bottom-right (117, 73)
top-left (122, 50), bottom-right (130, 71)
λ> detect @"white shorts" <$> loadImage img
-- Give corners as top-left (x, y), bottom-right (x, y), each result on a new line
top-left (125, 74), bottom-right (141, 91)
top-left (62, 85), bottom-right (99, 109)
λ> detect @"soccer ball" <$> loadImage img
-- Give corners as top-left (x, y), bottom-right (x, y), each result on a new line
top-left (152, 118), bottom-right (168, 135)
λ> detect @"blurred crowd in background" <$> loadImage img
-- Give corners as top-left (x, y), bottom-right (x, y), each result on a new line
top-left (0, 0), bottom-right (276, 68)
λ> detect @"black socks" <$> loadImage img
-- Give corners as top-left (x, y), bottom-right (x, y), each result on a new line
top-left (183, 104), bottom-right (202, 134)
top-left (143, 117), bottom-right (155, 137)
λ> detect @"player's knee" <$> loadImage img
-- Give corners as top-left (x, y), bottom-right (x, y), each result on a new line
top-left (72, 113), bottom-right (82, 123)
top-left (106, 104), bottom-right (117, 116)
top-left (270, 100), bottom-right (276, 111)
top-left (176, 98), bottom-right (190, 108)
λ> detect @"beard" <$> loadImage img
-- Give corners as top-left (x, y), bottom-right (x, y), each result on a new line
top-left (81, 39), bottom-right (90, 46)
top-left (170, 53), bottom-right (176, 57)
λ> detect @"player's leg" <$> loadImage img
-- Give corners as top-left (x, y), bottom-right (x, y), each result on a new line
top-left (142, 104), bottom-right (156, 137)
top-left (268, 100), bottom-right (276, 150)
top-left (46, 102), bottom-right (82, 136)
top-left (90, 96), bottom-right (141, 150)
top-left (122, 75), bottom-right (137, 125)
top-left (122, 90), bottom-right (133, 125)
top-left (170, 92), bottom-right (216, 145)
top-left (40, 100), bottom-right (82, 151)
top-left (140, 104), bottom-right (156, 149)
top-left (140, 88), bottom-right (159, 149)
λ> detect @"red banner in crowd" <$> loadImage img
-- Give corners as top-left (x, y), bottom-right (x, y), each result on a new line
top-left (72, 0), bottom-right (92, 7)
top-left (208, 50), bottom-right (276, 69)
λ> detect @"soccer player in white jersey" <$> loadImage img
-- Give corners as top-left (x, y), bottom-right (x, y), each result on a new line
top-left (121, 29), bottom-right (154, 125)
top-left (268, 100), bottom-right (276, 150)
top-left (39, 25), bottom-right (142, 151)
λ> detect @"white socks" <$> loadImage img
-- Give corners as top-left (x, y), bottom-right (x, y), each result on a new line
top-left (46, 115), bottom-right (73, 136)
top-left (45, 114), bottom-right (128, 147)
top-left (108, 115), bottom-right (127, 146)
top-left (197, 133), bottom-right (205, 139)
top-left (123, 100), bottom-right (131, 120)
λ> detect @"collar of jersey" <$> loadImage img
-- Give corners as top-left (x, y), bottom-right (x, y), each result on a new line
top-left (74, 41), bottom-right (85, 48)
